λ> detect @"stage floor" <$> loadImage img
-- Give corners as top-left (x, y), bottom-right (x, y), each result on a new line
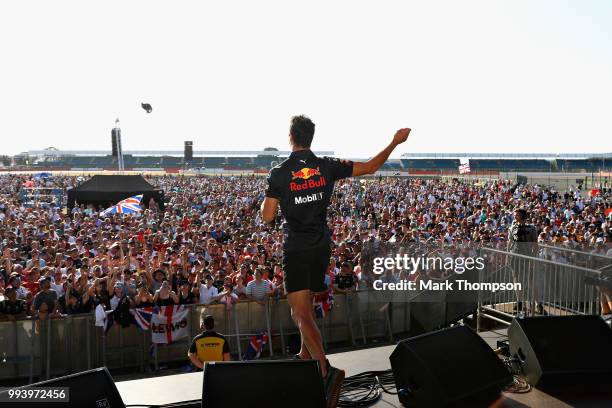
top-left (116, 329), bottom-right (611, 408)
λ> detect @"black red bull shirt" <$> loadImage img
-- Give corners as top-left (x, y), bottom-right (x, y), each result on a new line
top-left (265, 149), bottom-right (353, 251)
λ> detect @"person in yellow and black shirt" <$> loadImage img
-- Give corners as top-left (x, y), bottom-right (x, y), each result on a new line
top-left (188, 315), bottom-right (231, 369)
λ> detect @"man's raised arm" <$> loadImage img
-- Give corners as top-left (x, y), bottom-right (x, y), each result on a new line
top-left (351, 128), bottom-right (411, 177)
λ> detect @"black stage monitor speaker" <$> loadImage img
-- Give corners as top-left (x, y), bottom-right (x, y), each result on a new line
top-left (202, 360), bottom-right (326, 408)
top-left (390, 325), bottom-right (511, 408)
top-left (508, 315), bottom-right (612, 387)
top-left (0, 367), bottom-right (125, 408)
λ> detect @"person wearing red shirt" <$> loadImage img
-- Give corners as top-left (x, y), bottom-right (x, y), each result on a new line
top-left (181, 216), bottom-right (190, 230)
top-left (232, 265), bottom-right (253, 286)
top-left (22, 268), bottom-right (41, 298)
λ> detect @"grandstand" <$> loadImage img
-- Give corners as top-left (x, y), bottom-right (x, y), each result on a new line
top-left (22, 149), bottom-right (336, 172)
top-left (400, 152), bottom-right (610, 174)
top-left (12, 149), bottom-right (612, 174)
top-left (400, 159), bottom-right (460, 170)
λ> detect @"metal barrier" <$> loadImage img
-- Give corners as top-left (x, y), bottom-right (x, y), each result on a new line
top-left (477, 247), bottom-right (607, 330)
top-left (3, 246), bottom-right (607, 383)
top-left (0, 292), bottom-right (400, 383)
top-left (538, 243), bottom-right (612, 272)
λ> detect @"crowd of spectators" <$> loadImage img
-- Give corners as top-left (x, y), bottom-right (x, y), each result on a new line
top-left (0, 174), bottom-right (610, 321)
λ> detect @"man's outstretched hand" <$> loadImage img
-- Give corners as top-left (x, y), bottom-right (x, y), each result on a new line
top-left (392, 128), bottom-right (411, 145)
top-left (352, 127), bottom-right (412, 177)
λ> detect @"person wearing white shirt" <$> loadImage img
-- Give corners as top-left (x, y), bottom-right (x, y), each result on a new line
top-left (199, 274), bottom-right (219, 305)
top-left (51, 269), bottom-right (65, 297)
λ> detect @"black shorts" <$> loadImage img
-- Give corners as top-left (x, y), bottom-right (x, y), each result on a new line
top-left (283, 244), bottom-right (331, 293)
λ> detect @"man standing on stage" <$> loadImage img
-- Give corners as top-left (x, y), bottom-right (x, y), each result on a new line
top-left (261, 115), bottom-right (410, 407)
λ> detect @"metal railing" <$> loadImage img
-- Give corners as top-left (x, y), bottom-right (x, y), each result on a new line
top-left (0, 291), bottom-right (404, 383)
top-left (538, 243), bottom-right (612, 271)
top-left (2, 246), bottom-right (609, 383)
top-left (476, 247), bottom-right (608, 330)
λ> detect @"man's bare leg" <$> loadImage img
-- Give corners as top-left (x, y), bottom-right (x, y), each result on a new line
top-left (601, 291), bottom-right (612, 314)
top-left (297, 340), bottom-right (312, 360)
top-left (292, 293), bottom-right (316, 360)
top-left (288, 289), bottom-right (327, 377)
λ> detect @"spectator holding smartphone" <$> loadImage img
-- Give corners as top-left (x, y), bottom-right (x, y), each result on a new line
top-left (153, 280), bottom-right (178, 306)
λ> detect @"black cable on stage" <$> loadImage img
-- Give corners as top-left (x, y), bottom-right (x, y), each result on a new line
top-left (337, 355), bottom-right (532, 408)
top-left (502, 356), bottom-right (532, 394)
top-left (504, 375), bottom-right (531, 394)
top-left (338, 369), bottom-right (397, 407)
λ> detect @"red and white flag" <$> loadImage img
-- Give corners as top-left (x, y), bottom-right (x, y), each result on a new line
top-left (588, 189), bottom-right (601, 197)
top-left (151, 305), bottom-right (190, 344)
top-left (458, 159), bottom-right (471, 174)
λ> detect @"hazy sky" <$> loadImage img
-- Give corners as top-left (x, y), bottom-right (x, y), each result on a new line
top-left (1, 1), bottom-right (611, 158)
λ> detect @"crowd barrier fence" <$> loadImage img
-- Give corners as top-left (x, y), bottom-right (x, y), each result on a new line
top-left (476, 247), bottom-right (609, 330)
top-left (2, 246), bottom-right (609, 383)
top-left (0, 291), bottom-right (407, 383)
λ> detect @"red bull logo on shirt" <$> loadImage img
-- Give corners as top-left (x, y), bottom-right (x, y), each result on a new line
top-left (290, 177), bottom-right (327, 192)
top-left (290, 167), bottom-right (327, 192)
top-left (291, 167), bottom-right (321, 180)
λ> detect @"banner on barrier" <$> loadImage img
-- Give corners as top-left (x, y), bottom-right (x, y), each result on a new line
top-left (151, 305), bottom-right (189, 344)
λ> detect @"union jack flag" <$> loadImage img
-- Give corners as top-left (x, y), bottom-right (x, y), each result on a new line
top-left (314, 289), bottom-right (334, 318)
top-left (101, 195), bottom-right (143, 216)
top-left (130, 306), bottom-right (156, 330)
top-left (242, 332), bottom-right (269, 360)
top-left (458, 159), bottom-right (471, 174)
